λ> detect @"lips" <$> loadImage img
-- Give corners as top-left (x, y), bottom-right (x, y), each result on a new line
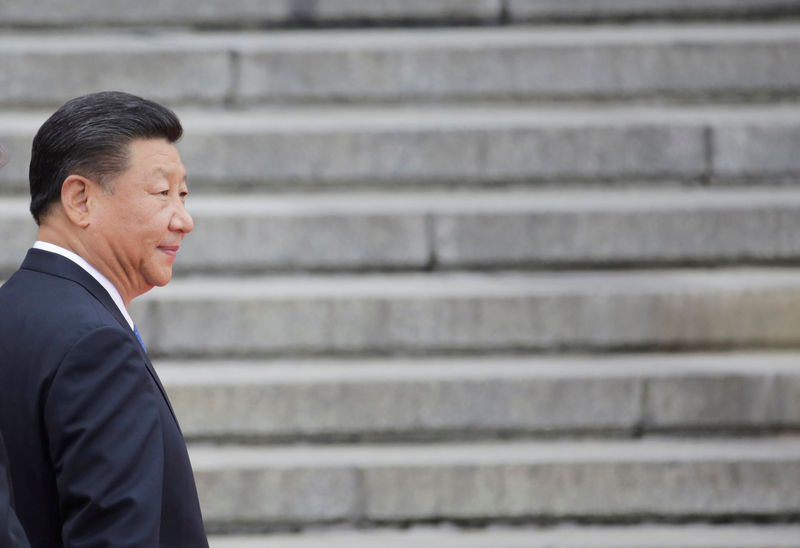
top-left (158, 245), bottom-right (180, 258)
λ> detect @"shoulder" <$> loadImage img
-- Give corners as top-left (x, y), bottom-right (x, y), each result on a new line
top-left (1, 267), bottom-right (119, 331)
top-left (0, 269), bottom-right (130, 380)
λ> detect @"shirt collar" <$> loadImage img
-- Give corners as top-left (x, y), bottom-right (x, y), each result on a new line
top-left (32, 241), bottom-right (135, 330)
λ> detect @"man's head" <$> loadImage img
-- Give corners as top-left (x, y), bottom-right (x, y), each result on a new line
top-left (30, 91), bottom-right (194, 304)
top-left (30, 91), bottom-right (183, 224)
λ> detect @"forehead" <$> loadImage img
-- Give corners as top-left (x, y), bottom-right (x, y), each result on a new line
top-left (127, 138), bottom-right (186, 179)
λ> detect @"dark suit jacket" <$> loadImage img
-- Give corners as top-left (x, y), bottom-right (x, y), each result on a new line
top-left (0, 249), bottom-right (208, 547)
top-left (0, 433), bottom-right (29, 548)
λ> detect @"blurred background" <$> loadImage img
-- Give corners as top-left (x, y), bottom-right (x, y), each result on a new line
top-left (2, 0), bottom-right (800, 546)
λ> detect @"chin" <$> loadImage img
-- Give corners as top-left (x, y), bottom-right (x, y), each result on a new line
top-left (145, 269), bottom-right (174, 288)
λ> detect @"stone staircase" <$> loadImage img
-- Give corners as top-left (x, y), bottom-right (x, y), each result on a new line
top-left (2, 1), bottom-right (800, 546)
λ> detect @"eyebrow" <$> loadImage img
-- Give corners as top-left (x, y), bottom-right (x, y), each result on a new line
top-left (153, 167), bottom-right (188, 183)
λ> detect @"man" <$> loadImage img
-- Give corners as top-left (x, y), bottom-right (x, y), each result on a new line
top-left (0, 92), bottom-right (208, 546)
top-left (0, 145), bottom-right (30, 548)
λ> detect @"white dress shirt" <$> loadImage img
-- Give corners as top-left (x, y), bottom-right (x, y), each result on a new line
top-left (32, 241), bottom-right (135, 330)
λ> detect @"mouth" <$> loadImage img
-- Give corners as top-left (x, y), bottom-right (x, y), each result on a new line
top-left (158, 245), bottom-right (180, 258)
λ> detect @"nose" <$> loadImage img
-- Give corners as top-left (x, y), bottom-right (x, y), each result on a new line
top-left (170, 200), bottom-right (194, 234)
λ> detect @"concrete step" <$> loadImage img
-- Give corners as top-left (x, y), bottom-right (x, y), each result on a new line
top-left (130, 268), bottom-right (800, 358)
top-left (0, 0), bottom-right (504, 28)
top-left (7, 187), bottom-right (800, 275)
top-left (208, 525), bottom-right (800, 548)
top-left (2, 0), bottom-right (797, 29)
top-left (114, 187), bottom-right (800, 272)
top-left (0, 23), bottom-right (798, 108)
top-left (510, 0), bottom-right (800, 22)
top-left (3, 104), bottom-right (800, 192)
top-left (189, 437), bottom-right (800, 527)
top-left (157, 352), bottom-right (800, 442)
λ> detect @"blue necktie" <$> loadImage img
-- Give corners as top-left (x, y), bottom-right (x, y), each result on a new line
top-left (133, 325), bottom-right (146, 352)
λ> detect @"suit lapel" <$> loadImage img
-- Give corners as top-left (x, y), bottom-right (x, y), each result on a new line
top-left (132, 337), bottom-right (181, 427)
top-left (20, 249), bottom-right (181, 425)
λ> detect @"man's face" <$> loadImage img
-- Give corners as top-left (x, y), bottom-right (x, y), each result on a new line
top-left (89, 138), bottom-right (193, 298)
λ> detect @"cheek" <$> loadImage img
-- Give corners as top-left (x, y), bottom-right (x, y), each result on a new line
top-left (135, 207), bottom-right (171, 238)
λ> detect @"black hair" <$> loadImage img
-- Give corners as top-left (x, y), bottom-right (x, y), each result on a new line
top-left (29, 91), bottom-right (183, 225)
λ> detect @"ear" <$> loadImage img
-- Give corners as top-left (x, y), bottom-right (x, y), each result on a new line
top-left (60, 175), bottom-right (95, 228)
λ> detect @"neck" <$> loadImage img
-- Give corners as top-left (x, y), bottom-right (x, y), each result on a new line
top-left (36, 224), bottom-right (139, 307)
top-left (36, 223), bottom-right (81, 257)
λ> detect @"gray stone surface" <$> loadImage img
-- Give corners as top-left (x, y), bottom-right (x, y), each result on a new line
top-left (131, 269), bottom-right (800, 357)
top-left (642, 357), bottom-right (800, 429)
top-left (172, 105), bottom-right (800, 188)
top-left (714, 123), bottom-right (800, 182)
top-left (3, 25), bottom-right (800, 107)
top-left (209, 525), bottom-right (800, 548)
top-left (0, 0), bottom-right (286, 26)
top-left (0, 34), bottom-right (231, 107)
top-left (236, 25), bottom-right (800, 102)
top-left (640, 355), bottom-right (800, 430)
top-left (0, 113), bottom-right (45, 193)
top-left (157, 357), bottom-right (643, 439)
top-left (176, 198), bottom-right (429, 272)
top-left (646, 376), bottom-right (768, 428)
top-left (5, 0), bottom-right (799, 27)
top-left (295, 0), bottom-right (501, 21)
top-left (158, 353), bottom-right (800, 441)
top-left (430, 188), bottom-right (800, 267)
top-left (190, 438), bottom-right (800, 524)
top-left (156, 188), bottom-right (800, 273)
top-left (196, 465), bottom-right (359, 523)
top-left (0, 200), bottom-right (37, 276)
top-left (175, 106), bottom-right (707, 187)
top-left (0, 0), bottom-right (501, 27)
top-left (510, 0), bottom-right (800, 20)
top-left (363, 461), bottom-right (797, 519)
